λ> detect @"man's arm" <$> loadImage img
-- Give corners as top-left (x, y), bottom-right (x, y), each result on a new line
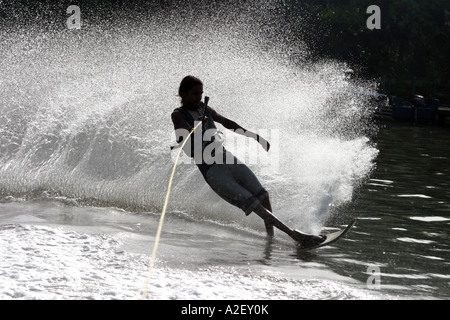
top-left (171, 110), bottom-right (192, 131)
top-left (171, 110), bottom-right (193, 143)
top-left (209, 107), bottom-right (270, 152)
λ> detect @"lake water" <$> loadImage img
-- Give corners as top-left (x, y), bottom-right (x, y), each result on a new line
top-left (1, 123), bottom-right (448, 301)
top-left (343, 122), bottom-right (450, 299)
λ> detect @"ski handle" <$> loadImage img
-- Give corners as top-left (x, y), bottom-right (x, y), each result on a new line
top-left (202, 96), bottom-right (209, 123)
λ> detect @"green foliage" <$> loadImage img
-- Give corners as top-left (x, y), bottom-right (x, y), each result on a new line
top-left (293, 0), bottom-right (450, 99)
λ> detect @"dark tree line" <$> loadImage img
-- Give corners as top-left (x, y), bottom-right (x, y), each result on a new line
top-left (285, 0), bottom-right (450, 101)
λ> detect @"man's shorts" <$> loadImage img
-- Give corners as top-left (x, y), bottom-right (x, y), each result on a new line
top-left (203, 156), bottom-right (269, 216)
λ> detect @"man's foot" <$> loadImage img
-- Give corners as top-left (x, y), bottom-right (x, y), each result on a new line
top-left (264, 221), bottom-right (275, 238)
top-left (265, 233), bottom-right (274, 241)
top-left (292, 229), bottom-right (326, 248)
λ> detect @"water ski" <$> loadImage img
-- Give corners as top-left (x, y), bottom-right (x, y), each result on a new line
top-left (296, 220), bottom-right (357, 250)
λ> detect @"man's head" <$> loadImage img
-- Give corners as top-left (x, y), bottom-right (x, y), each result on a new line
top-left (178, 75), bottom-right (203, 108)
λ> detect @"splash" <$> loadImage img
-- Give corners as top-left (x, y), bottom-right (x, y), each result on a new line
top-left (0, 1), bottom-right (378, 233)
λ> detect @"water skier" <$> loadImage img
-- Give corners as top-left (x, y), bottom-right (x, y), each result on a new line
top-left (171, 75), bottom-right (325, 247)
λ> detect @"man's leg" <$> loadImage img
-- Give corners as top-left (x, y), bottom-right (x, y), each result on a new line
top-left (253, 203), bottom-right (294, 237)
top-left (252, 204), bottom-right (325, 246)
top-left (260, 197), bottom-right (274, 237)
